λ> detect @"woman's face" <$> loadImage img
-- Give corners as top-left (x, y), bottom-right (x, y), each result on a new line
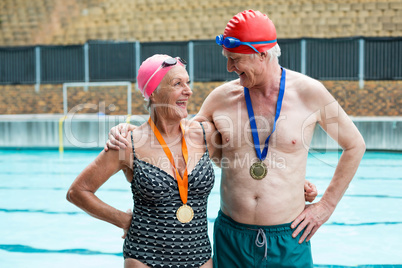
top-left (151, 66), bottom-right (192, 120)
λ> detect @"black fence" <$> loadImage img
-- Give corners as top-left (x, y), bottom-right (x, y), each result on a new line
top-left (41, 45), bottom-right (85, 83)
top-left (89, 41), bottom-right (136, 82)
top-left (0, 37), bottom-right (401, 85)
top-left (0, 46), bottom-right (36, 84)
top-left (306, 38), bottom-right (360, 80)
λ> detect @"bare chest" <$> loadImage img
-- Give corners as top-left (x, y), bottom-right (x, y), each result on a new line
top-left (213, 96), bottom-right (316, 158)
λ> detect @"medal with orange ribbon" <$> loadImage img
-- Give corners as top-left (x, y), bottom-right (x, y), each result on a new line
top-left (148, 117), bottom-right (194, 223)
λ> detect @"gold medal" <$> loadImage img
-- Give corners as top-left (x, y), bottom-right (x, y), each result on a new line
top-left (176, 204), bottom-right (194, 223)
top-left (244, 68), bottom-right (286, 182)
top-left (250, 161), bottom-right (267, 180)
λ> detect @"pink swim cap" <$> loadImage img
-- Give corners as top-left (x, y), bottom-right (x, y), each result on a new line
top-left (223, 10), bottom-right (277, 54)
top-left (137, 54), bottom-right (185, 100)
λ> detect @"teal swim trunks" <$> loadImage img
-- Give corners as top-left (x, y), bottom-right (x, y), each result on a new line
top-left (213, 210), bottom-right (313, 268)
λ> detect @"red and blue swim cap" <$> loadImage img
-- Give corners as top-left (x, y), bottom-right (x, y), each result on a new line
top-left (222, 10), bottom-right (277, 54)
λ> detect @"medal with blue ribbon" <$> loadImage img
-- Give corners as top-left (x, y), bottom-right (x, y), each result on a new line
top-left (244, 67), bottom-right (286, 180)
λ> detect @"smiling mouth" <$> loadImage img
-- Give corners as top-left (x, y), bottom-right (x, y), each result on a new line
top-left (176, 101), bottom-right (187, 108)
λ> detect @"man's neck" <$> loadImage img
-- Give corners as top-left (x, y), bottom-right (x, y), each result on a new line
top-left (250, 64), bottom-right (282, 98)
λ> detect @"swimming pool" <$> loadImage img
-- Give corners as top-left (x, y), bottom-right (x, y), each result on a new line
top-left (0, 149), bottom-right (401, 267)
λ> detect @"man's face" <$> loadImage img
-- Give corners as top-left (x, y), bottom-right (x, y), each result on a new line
top-left (223, 50), bottom-right (264, 89)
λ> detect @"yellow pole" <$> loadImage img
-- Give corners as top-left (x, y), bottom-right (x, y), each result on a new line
top-left (126, 114), bottom-right (131, 123)
top-left (59, 116), bottom-right (67, 154)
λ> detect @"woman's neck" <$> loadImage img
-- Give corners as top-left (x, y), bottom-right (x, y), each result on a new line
top-left (150, 112), bottom-right (182, 137)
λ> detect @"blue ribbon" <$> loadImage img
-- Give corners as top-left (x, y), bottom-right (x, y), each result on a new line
top-left (244, 67), bottom-right (286, 161)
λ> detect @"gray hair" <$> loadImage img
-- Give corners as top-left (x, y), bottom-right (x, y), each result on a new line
top-left (222, 43), bottom-right (281, 62)
top-left (144, 84), bottom-right (161, 112)
top-left (250, 43), bottom-right (281, 61)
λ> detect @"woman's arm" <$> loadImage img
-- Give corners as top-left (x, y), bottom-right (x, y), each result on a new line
top-left (66, 148), bottom-right (132, 230)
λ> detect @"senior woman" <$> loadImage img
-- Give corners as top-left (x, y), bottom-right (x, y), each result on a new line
top-left (67, 54), bottom-right (219, 268)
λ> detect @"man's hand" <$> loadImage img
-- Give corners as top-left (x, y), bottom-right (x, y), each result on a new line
top-left (304, 180), bottom-right (318, 203)
top-left (104, 123), bottom-right (135, 151)
top-left (291, 200), bottom-right (333, 244)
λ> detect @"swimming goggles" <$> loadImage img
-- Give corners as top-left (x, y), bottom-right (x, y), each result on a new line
top-left (143, 57), bottom-right (187, 94)
top-left (160, 57), bottom-right (187, 68)
top-left (216, 34), bottom-right (277, 53)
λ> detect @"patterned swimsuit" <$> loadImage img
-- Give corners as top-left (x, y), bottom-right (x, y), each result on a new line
top-left (123, 123), bottom-right (215, 267)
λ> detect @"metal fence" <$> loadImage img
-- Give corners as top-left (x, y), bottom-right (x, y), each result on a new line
top-left (364, 37), bottom-right (402, 80)
top-left (1, 37), bottom-right (401, 89)
top-left (41, 45), bottom-right (85, 83)
top-left (0, 46), bottom-right (36, 84)
top-left (89, 41), bottom-right (136, 82)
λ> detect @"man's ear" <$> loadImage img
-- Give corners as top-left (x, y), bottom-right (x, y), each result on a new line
top-left (259, 52), bottom-right (268, 61)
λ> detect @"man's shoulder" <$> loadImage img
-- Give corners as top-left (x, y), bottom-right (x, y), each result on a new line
top-left (204, 79), bottom-right (243, 109)
top-left (210, 79), bottom-right (242, 96)
top-left (199, 79), bottom-right (242, 109)
top-left (286, 69), bottom-right (326, 94)
top-left (286, 69), bottom-right (336, 112)
top-left (287, 69), bottom-right (317, 84)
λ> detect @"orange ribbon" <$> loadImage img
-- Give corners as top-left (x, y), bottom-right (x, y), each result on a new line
top-left (148, 117), bottom-right (189, 204)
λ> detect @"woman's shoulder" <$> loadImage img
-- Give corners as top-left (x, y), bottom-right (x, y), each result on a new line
top-left (129, 123), bottom-right (152, 149)
top-left (131, 122), bottom-right (150, 137)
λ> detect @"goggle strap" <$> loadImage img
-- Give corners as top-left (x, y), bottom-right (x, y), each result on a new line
top-left (247, 39), bottom-right (277, 45)
top-left (142, 57), bottom-right (185, 98)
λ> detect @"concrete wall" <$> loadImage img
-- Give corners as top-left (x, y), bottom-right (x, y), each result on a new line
top-left (1, 80), bottom-right (401, 116)
top-left (0, 114), bottom-right (146, 149)
top-left (0, 115), bottom-right (401, 151)
top-left (311, 117), bottom-right (402, 151)
top-left (1, 0), bottom-right (402, 46)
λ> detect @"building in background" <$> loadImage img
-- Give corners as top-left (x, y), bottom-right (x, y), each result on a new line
top-left (0, 0), bottom-right (401, 116)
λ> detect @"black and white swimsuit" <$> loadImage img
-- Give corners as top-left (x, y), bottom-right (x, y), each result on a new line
top-left (123, 123), bottom-right (215, 267)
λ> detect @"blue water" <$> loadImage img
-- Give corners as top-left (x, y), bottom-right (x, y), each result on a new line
top-left (0, 150), bottom-right (401, 268)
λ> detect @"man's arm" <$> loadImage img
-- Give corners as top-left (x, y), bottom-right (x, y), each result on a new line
top-left (191, 81), bottom-right (232, 124)
top-left (106, 84), bottom-right (224, 151)
top-left (104, 123), bottom-right (136, 151)
top-left (198, 121), bottom-right (222, 166)
top-left (291, 79), bottom-right (366, 243)
top-left (191, 83), bottom-right (237, 166)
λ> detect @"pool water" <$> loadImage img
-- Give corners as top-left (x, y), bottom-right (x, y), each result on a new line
top-left (0, 150), bottom-right (401, 267)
